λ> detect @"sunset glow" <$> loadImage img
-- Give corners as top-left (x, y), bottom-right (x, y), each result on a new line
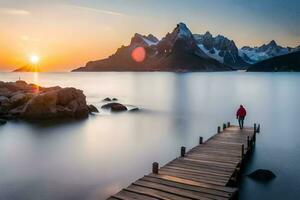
top-left (0, 0), bottom-right (299, 72)
top-left (30, 55), bottom-right (40, 64)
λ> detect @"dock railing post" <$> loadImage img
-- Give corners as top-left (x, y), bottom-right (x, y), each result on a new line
top-left (241, 144), bottom-right (244, 159)
top-left (181, 146), bottom-right (186, 157)
top-left (247, 136), bottom-right (250, 150)
top-left (254, 123), bottom-right (257, 132)
top-left (199, 137), bottom-right (203, 144)
top-left (227, 122), bottom-right (230, 128)
top-left (152, 162), bottom-right (159, 174)
top-left (257, 124), bottom-right (260, 133)
top-left (218, 126), bottom-right (221, 133)
top-left (223, 123), bottom-right (226, 131)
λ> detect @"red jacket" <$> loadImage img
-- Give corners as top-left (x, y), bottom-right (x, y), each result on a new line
top-left (237, 107), bottom-right (247, 118)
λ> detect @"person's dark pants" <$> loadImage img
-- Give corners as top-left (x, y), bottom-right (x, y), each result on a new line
top-left (238, 117), bottom-right (245, 129)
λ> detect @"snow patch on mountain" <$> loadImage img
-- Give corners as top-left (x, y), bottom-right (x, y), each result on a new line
top-left (142, 37), bottom-right (159, 46)
top-left (239, 40), bottom-right (292, 63)
top-left (177, 23), bottom-right (194, 38)
top-left (194, 32), bottom-right (247, 69)
top-left (198, 44), bottom-right (223, 63)
top-left (130, 33), bottom-right (159, 47)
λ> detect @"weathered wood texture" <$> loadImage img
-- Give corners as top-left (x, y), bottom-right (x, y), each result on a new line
top-left (107, 124), bottom-right (258, 200)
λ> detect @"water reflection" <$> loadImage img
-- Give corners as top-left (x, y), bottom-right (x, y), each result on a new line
top-left (0, 72), bottom-right (300, 200)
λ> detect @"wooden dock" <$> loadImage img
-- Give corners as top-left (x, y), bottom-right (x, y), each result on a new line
top-left (107, 123), bottom-right (260, 200)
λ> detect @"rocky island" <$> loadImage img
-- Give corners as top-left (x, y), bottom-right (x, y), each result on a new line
top-left (0, 80), bottom-right (93, 121)
top-left (72, 23), bottom-right (232, 72)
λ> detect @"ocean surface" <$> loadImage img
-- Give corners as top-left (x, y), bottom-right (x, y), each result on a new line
top-left (0, 72), bottom-right (299, 200)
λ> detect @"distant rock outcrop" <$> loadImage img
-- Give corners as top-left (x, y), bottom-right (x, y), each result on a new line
top-left (12, 65), bottom-right (42, 72)
top-left (72, 23), bottom-right (231, 72)
top-left (101, 102), bottom-right (127, 112)
top-left (0, 80), bottom-right (89, 120)
top-left (247, 50), bottom-right (300, 72)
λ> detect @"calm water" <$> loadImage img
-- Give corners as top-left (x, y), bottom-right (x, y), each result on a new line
top-left (0, 72), bottom-right (299, 200)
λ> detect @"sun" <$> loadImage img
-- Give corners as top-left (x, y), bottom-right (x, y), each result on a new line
top-left (30, 55), bottom-right (40, 64)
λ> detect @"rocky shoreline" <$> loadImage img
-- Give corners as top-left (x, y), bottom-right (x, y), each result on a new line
top-left (0, 80), bottom-right (95, 122)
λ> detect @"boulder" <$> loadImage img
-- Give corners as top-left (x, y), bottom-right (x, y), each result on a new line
top-left (0, 96), bottom-right (9, 103)
top-left (8, 106), bottom-right (24, 116)
top-left (21, 90), bottom-right (58, 119)
top-left (247, 169), bottom-right (276, 182)
top-left (129, 107), bottom-right (140, 112)
top-left (103, 97), bottom-right (112, 102)
top-left (111, 104), bottom-right (127, 112)
top-left (88, 104), bottom-right (99, 113)
top-left (0, 87), bottom-right (12, 97)
top-left (0, 81), bottom-right (90, 120)
top-left (101, 102), bottom-right (127, 112)
top-left (16, 80), bottom-right (27, 86)
top-left (10, 92), bottom-right (31, 107)
top-left (0, 96), bottom-right (11, 114)
top-left (57, 88), bottom-right (80, 106)
top-left (21, 88), bottom-right (89, 119)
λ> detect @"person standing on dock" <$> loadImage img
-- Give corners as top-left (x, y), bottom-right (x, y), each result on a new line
top-left (236, 105), bottom-right (247, 129)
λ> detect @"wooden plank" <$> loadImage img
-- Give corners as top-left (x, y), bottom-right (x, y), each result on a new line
top-left (125, 185), bottom-right (201, 200)
top-left (148, 174), bottom-right (237, 194)
top-left (142, 176), bottom-right (232, 199)
top-left (167, 163), bottom-right (233, 177)
top-left (160, 167), bottom-right (229, 182)
top-left (158, 170), bottom-right (227, 186)
top-left (106, 125), bottom-right (256, 200)
top-left (182, 158), bottom-right (237, 168)
top-left (133, 180), bottom-right (215, 200)
top-left (163, 165), bottom-right (231, 178)
top-left (114, 190), bottom-right (159, 200)
top-left (186, 155), bottom-right (240, 164)
top-left (170, 160), bottom-right (236, 173)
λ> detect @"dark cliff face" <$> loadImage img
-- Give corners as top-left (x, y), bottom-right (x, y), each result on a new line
top-left (193, 32), bottom-right (248, 69)
top-left (247, 50), bottom-right (300, 72)
top-left (72, 23), bottom-right (231, 72)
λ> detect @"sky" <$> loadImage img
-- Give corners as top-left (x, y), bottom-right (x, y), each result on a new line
top-left (0, 0), bottom-right (299, 72)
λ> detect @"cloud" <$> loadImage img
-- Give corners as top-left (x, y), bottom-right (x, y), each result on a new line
top-left (0, 8), bottom-right (30, 16)
top-left (68, 5), bottom-right (125, 16)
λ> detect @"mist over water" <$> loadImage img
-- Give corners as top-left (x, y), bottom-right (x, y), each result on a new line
top-left (0, 72), bottom-right (299, 200)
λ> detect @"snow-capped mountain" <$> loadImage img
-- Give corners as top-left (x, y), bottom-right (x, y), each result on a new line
top-left (72, 22), bottom-right (299, 72)
top-left (73, 23), bottom-right (230, 72)
top-left (239, 40), bottom-right (292, 63)
top-left (130, 33), bottom-right (159, 47)
top-left (156, 23), bottom-right (208, 58)
top-left (247, 50), bottom-right (300, 72)
top-left (194, 32), bottom-right (248, 69)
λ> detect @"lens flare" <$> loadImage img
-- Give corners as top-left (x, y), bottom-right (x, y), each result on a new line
top-left (131, 47), bottom-right (146, 63)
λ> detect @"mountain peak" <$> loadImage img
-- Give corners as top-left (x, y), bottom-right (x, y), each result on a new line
top-left (177, 22), bottom-right (188, 28)
top-left (174, 22), bottom-right (193, 38)
top-left (268, 40), bottom-right (277, 47)
top-left (130, 33), bottom-right (158, 47)
top-left (130, 33), bottom-right (145, 46)
top-left (204, 31), bottom-right (212, 37)
top-left (146, 34), bottom-right (159, 42)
